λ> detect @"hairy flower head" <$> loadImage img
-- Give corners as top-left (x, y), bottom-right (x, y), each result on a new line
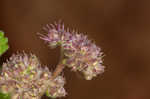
top-left (46, 76), bottom-right (66, 98)
top-left (39, 22), bottom-right (105, 80)
top-left (63, 33), bottom-right (105, 80)
top-left (0, 53), bottom-right (66, 99)
top-left (39, 22), bottom-right (70, 48)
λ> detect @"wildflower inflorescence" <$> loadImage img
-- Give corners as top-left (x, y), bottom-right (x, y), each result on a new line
top-left (0, 53), bottom-right (66, 99)
top-left (39, 21), bottom-right (105, 80)
top-left (0, 21), bottom-right (104, 99)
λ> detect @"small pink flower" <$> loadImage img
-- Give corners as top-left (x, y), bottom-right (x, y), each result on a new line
top-left (39, 22), bottom-right (70, 48)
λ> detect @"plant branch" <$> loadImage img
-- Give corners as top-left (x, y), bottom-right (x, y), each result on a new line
top-left (51, 46), bottom-right (65, 80)
top-left (51, 64), bottom-right (65, 80)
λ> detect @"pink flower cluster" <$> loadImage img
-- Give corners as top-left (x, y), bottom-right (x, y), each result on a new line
top-left (46, 76), bottom-right (66, 98)
top-left (0, 53), bottom-right (66, 99)
top-left (40, 22), bottom-right (105, 80)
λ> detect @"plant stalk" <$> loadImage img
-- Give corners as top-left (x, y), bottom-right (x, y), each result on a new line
top-left (51, 46), bottom-right (65, 80)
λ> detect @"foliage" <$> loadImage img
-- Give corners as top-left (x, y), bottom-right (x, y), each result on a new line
top-left (0, 31), bottom-right (10, 99)
top-left (0, 92), bottom-right (11, 99)
top-left (0, 31), bottom-right (9, 56)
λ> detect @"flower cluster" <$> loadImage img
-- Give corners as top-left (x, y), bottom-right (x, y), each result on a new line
top-left (39, 22), bottom-right (105, 80)
top-left (46, 76), bottom-right (66, 98)
top-left (39, 23), bottom-right (66, 48)
top-left (0, 53), bottom-right (66, 99)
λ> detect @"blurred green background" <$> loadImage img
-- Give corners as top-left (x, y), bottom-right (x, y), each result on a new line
top-left (0, 0), bottom-right (150, 99)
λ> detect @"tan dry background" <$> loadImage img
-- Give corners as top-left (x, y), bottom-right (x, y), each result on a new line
top-left (1, 0), bottom-right (150, 99)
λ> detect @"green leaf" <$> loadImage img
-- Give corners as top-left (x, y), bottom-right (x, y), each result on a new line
top-left (0, 92), bottom-right (11, 99)
top-left (0, 31), bottom-right (9, 56)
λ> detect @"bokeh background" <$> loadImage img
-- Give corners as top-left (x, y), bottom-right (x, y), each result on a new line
top-left (1, 0), bottom-right (150, 99)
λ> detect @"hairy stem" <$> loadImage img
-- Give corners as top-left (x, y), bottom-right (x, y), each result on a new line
top-left (51, 46), bottom-right (65, 80)
top-left (51, 64), bottom-right (65, 80)
top-left (40, 46), bottom-right (65, 97)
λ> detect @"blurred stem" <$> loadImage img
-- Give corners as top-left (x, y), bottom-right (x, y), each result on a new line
top-left (51, 64), bottom-right (65, 80)
top-left (40, 46), bottom-right (66, 97)
top-left (51, 46), bottom-right (65, 80)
